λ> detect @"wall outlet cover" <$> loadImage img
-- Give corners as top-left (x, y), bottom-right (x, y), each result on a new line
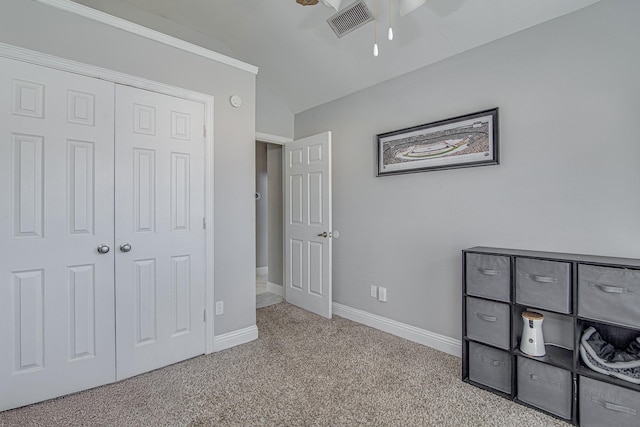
top-left (378, 287), bottom-right (387, 302)
top-left (370, 285), bottom-right (377, 298)
top-left (215, 301), bottom-right (224, 315)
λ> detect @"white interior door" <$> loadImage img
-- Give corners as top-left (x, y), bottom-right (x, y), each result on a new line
top-left (0, 57), bottom-right (116, 410)
top-left (114, 85), bottom-right (206, 380)
top-left (284, 132), bottom-right (332, 318)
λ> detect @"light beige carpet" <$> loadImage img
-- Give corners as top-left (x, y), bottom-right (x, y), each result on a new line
top-left (0, 303), bottom-right (568, 426)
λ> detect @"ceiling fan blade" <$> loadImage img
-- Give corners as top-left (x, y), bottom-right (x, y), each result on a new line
top-left (399, 0), bottom-right (426, 16)
top-left (321, 0), bottom-right (342, 11)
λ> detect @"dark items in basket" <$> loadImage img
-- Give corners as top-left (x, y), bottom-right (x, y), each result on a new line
top-left (580, 326), bottom-right (640, 384)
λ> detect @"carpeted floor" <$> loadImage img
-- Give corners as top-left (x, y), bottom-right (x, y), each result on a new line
top-left (0, 302), bottom-right (569, 426)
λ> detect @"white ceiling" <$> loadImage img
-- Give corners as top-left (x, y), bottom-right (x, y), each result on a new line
top-left (70, 0), bottom-right (599, 113)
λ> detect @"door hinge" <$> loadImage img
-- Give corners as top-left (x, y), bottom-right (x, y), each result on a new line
top-left (204, 309), bottom-right (207, 322)
top-left (203, 124), bottom-right (207, 138)
top-left (203, 217), bottom-right (207, 229)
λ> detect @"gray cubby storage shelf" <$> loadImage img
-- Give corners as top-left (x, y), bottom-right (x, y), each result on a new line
top-left (462, 247), bottom-right (640, 426)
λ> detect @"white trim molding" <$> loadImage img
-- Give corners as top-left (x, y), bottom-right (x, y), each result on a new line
top-left (255, 132), bottom-right (293, 145)
top-left (213, 325), bottom-right (259, 353)
top-left (35, 0), bottom-right (259, 75)
top-left (333, 303), bottom-right (462, 357)
top-left (256, 266), bottom-right (268, 276)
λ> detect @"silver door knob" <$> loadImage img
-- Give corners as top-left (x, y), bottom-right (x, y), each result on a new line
top-left (97, 244), bottom-right (110, 254)
top-left (317, 232), bottom-right (328, 238)
top-left (120, 243), bottom-right (132, 253)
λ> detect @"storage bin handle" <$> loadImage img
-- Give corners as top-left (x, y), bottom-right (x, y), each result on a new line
top-left (591, 398), bottom-right (637, 416)
top-left (476, 268), bottom-right (500, 276)
top-left (590, 282), bottom-right (629, 294)
top-left (476, 354), bottom-right (503, 367)
top-left (529, 374), bottom-right (560, 388)
top-left (523, 273), bottom-right (558, 284)
top-left (475, 312), bottom-right (497, 322)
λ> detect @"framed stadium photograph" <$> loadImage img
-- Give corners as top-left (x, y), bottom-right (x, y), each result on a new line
top-left (376, 108), bottom-right (499, 176)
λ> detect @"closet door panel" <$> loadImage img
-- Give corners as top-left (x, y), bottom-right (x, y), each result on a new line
top-left (0, 57), bottom-right (116, 411)
top-left (114, 85), bottom-right (206, 380)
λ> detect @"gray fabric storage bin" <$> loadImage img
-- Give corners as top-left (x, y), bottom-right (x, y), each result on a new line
top-left (579, 376), bottom-right (640, 427)
top-left (466, 297), bottom-right (510, 350)
top-left (468, 342), bottom-right (511, 393)
top-left (578, 264), bottom-right (640, 329)
top-left (466, 253), bottom-right (511, 302)
top-left (516, 258), bottom-right (571, 314)
top-left (517, 357), bottom-right (572, 419)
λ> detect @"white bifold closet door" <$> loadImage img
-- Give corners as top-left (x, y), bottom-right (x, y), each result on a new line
top-left (0, 57), bottom-right (207, 410)
top-left (114, 85), bottom-right (206, 380)
top-left (0, 57), bottom-right (117, 410)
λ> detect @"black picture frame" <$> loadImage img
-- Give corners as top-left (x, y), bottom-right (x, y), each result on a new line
top-left (376, 108), bottom-right (499, 176)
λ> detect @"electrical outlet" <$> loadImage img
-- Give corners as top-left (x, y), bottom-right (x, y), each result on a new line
top-left (378, 287), bottom-right (387, 302)
top-left (370, 285), bottom-right (378, 298)
top-left (215, 301), bottom-right (224, 315)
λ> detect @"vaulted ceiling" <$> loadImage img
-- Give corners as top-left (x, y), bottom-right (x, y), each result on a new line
top-left (71, 0), bottom-right (599, 113)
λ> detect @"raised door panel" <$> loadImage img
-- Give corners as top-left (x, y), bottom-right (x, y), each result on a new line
top-left (12, 269), bottom-right (45, 374)
top-left (11, 134), bottom-right (44, 239)
top-left (134, 259), bottom-right (157, 346)
top-left (68, 265), bottom-right (96, 360)
top-left (171, 255), bottom-right (192, 336)
top-left (133, 149), bottom-right (156, 233)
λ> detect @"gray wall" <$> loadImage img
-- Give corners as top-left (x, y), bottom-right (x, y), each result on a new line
top-left (1, 0), bottom-right (257, 336)
top-left (257, 81), bottom-right (295, 139)
top-left (295, 0), bottom-right (640, 341)
top-left (71, 0), bottom-right (294, 140)
top-left (267, 144), bottom-right (284, 286)
top-left (255, 142), bottom-right (268, 268)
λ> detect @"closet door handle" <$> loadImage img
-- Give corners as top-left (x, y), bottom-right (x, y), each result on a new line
top-left (97, 244), bottom-right (110, 254)
top-left (120, 242), bottom-right (132, 253)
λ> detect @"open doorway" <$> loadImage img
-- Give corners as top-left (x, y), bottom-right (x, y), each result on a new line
top-left (256, 140), bottom-right (284, 308)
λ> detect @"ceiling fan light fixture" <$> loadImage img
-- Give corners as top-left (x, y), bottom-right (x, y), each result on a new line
top-left (387, 0), bottom-right (393, 40)
top-left (321, 0), bottom-right (342, 11)
top-left (399, 0), bottom-right (426, 16)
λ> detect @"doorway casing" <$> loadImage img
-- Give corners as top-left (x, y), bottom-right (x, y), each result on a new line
top-left (256, 132), bottom-right (291, 301)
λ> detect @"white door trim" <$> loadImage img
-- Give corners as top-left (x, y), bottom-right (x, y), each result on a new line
top-left (33, 0), bottom-right (258, 75)
top-left (256, 132), bottom-right (293, 146)
top-left (0, 42), bottom-right (216, 354)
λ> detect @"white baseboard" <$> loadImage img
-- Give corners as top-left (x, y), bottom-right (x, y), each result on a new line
top-left (213, 325), bottom-right (259, 352)
top-left (332, 303), bottom-right (461, 358)
top-left (267, 281), bottom-right (283, 296)
top-left (256, 266), bottom-right (268, 276)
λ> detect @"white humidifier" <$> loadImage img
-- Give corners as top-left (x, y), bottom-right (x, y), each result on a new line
top-left (520, 311), bottom-right (545, 357)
